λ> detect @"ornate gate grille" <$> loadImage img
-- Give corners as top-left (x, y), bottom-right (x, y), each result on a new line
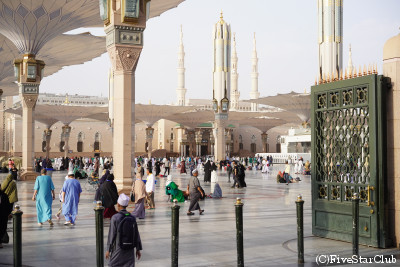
top-left (311, 74), bottom-right (388, 248)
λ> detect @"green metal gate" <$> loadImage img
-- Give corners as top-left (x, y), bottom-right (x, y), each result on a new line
top-left (311, 74), bottom-right (389, 248)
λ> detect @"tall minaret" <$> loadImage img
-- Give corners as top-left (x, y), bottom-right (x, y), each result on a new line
top-left (249, 33), bottom-right (260, 111)
top-left (212, 12), bottom-right (231, 160)
top-left (318, 0), bottom-right (343, 79)
top-left (347, 44), bottom-right (354, 77)
top-left (176, 25), bottom-right (187, 106)
top-left (230, 33), bottom-right (240, 111)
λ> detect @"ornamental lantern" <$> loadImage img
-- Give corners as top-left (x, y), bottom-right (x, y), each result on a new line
top-left (221, 97), bottom-right (229, 112)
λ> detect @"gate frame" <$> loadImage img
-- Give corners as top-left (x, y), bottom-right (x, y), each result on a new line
top-left (311, 74), bottom-right (389, 248)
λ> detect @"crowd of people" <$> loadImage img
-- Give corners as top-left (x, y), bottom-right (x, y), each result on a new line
top-left (0, 153), bottom-right (310, 265)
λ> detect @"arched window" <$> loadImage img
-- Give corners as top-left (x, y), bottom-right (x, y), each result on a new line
top-left (77, 132), bottom-right (84, 152)
top-left (94, 132), bottom-right (101, 151)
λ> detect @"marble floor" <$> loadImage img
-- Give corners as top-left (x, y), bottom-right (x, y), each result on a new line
top-left (0, 165), bottom-right (399, 267)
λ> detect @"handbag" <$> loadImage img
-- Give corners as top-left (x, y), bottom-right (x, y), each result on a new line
top-left (130, 191), bottom-right (135, 202)
top-left (1, 232), bottom-right (9, 244)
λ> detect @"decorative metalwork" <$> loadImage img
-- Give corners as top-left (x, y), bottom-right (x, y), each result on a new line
top-left (318, 185), bottom-right (327, 199)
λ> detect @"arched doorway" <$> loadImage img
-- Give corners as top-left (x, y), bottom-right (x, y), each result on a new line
top-left (77, 132), bottom-right (84, 152)
top-left (239, 135), bottom-right (243, 150)
top-left (94, 132), bottom-right (101, 151)
top-left (59, 132), bottom-right (66, 152)
top-left (250, 135), bottom-right (256, 153)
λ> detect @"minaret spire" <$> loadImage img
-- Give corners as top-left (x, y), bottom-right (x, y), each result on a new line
top-left (250, 32), bottom-right (260, 111)
top-left (318, 0), bottom-right (343, 78)
top-left (176, 25), bottom-right (186, 106)
top-left (230, 33), bottom-right (240, 110)
top-left (347, 44), bottom-right (354, 78)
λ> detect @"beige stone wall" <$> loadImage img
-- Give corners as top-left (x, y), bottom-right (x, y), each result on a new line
top-left (383, 57), bottom-right (400, 248)
top-left (11, 117), bottom-right (113, 157)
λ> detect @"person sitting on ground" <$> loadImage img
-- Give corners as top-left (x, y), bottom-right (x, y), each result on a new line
top-left (277, 171), bottom-right (286, 183)
top-left (209, 183), bottom-right (222, 198)
top-left (165, 175), bottom-right (185, 203)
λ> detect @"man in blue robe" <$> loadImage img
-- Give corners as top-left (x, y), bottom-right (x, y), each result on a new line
top-left (62, 171), bottom-right (82, 226)
top-left (32, 169), bottom-right (55, 226)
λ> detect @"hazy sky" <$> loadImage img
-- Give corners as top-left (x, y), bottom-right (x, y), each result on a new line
top-left (39, 0), bottom-right (400, 104)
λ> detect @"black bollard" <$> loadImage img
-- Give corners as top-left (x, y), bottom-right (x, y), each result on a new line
top-left (171, 199), bottom-right (180, 267)
top-left (295, 194), bottom-right (304, 264)
top-left (12, 204), bottom-right (23, 267)
top-left (352, 193), bottom-right (359, 256)
top-left (94, 201), bottom-right (104, 267)
top-left (235, 198), bottom-right (244, 267)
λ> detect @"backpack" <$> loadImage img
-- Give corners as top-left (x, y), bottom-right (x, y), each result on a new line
top-left (116, 211), bottom-right (137, 250)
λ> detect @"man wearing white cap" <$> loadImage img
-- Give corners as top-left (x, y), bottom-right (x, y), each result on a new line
top-left (106, 193), bottom-right (142, 266)
top-left (61, 171), bottom-right (82, 226)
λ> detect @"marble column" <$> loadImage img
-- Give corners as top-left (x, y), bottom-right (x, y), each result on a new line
top-left (20, 94), bottom-right (38, 180)
top-left (145, 127), bottom-right (154, 159)
top-left (62, 125), bottom-right (71, 159)
top-left (15, 54), bottom-right (45, 180)
top-left (104, 0), bottom-right (147, 193)
top-left (214, 117), bottom-right (227, 161)
top-left (261, 132), bottom-right (268, 153)
top-left (383, 33), bottom-right (400, 248)
top-left (44, 129), bottom-right (52, 159)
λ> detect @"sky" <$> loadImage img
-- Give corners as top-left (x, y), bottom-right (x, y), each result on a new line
top-left (39, 0), bottom-right (400, 104)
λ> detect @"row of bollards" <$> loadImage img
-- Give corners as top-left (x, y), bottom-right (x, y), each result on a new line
top-left (94, 201), bottom-right (105, 267)
top-left (12, 204), bottom-right (23, 267)
top-left (10, 191), bottom-right (362, 266)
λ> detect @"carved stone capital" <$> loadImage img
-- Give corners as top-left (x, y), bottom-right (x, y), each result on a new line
top-left (107, 45), bottom-right (142, 72)
top-left (20, 94), bottom-right (38, 109)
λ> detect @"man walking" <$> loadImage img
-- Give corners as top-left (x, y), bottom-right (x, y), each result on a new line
top-left (32, 169), bottom-right (55, 226)
top-left (106, 193), bottom-right (142, 266)
top-left (145, 168), bottom-right (155, 209)
top-left (187, 169), bottom-right (204, 216)
top-left (62, 171), bottom-right (82, 225)
top-left (163, 158), bottom-right (170, 176)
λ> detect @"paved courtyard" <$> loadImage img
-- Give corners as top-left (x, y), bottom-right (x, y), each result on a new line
top-left (0, 165), bottom-right (399, 267)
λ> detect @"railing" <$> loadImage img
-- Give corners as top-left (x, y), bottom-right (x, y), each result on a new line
top-left (255, 153), bottom-right (311, 164)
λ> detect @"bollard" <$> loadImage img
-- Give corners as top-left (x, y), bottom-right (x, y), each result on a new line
top-left (296, 194), bottom-right (304, 264)
top-left (94, 201), bottom-right (104, 267)
top-left (352, 193), bottom-right (359, 256)
top-left (12, 204), bottom-right (23, 267)
top-left (171, 199), bottom-right (180, 267)
top-left (235, 198), bottom-right (244, 267)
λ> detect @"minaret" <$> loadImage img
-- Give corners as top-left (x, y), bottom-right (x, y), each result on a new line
top-left (250, 33), bottom-right (260, 111)
top-left (230, 33), bottom-right (240, 111)
top-left (347, 44), bottom-right (354, 77)
top-left (176, 25), bottom-right (187, 106)
top-left (318, 0), bottom-right (343, 78)
top-left (212, 12), bottom-right (231, 161)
